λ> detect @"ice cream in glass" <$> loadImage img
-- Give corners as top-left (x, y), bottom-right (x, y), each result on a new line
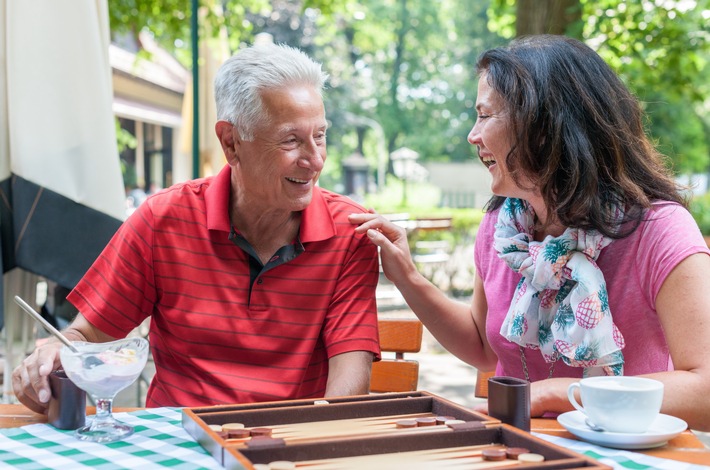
top-left (60, 337), bottom-right (149, 442)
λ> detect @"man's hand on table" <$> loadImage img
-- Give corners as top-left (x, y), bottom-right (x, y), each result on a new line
top-left (12, 339), bottom-right (63, 415)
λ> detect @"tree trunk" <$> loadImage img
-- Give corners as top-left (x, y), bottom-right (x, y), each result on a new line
top-left (516, 0), bottom-right (582, 37)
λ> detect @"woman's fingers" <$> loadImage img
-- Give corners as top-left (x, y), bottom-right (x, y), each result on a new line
top-left (349, 212), bottom-right (382, 233)
top-left (349, 213), bottom-right (407, 241)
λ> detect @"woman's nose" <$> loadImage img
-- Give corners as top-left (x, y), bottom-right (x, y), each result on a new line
top-left (467, 124), bottom-right (480, 145)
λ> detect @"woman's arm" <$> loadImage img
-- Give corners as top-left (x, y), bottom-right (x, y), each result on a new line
top-left (648, 252), bottom-right (710, 430)
top-left (349, 213), bottom-right (496, 370)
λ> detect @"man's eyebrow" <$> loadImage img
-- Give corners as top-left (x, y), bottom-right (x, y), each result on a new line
top-left (273, 125), bottom-right (298, 136)
top-left (275, 123), bottom-right (329, 134)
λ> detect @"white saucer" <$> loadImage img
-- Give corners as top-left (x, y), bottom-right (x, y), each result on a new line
top-left (557, 410), bottom-right (687, 450)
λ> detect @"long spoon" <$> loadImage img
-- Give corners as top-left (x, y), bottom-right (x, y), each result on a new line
top-left (14, 295), bottom-right (79, 352)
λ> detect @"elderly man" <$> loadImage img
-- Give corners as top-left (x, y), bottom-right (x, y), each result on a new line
top-left (14, 43), bottom-right (380, 412)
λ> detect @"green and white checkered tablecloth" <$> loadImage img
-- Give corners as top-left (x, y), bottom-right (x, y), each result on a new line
top-left (0, 408), bottom-right (224, 469)
top-left (534, 433), bottom-right (710, 470)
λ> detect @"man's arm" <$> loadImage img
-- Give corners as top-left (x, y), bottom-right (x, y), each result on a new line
top-left (324, 351), bottom-right (374, 397)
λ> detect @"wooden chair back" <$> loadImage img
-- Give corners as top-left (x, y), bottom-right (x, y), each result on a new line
top-left (370, 318), bottom-right (423, 393)
top-left (474, 370), bottom-right (495, 398)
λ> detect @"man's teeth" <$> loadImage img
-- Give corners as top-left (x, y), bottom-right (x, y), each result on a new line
top-left (287, 177), bottom-right (308, 184)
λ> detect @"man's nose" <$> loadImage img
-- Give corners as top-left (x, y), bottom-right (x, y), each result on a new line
top-left (299, 140), bottom-right (325, 170)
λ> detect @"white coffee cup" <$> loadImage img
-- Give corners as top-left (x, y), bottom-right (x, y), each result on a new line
top-left (567, 376), bottom-right (663, 433)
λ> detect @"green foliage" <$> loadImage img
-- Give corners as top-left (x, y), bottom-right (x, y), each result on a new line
top-left (109, 0), bottom-right (709, 186)
top-left (120, 158), bottom-right (138, 189)
top-left (690, 193), bottom-right (710, 235)
top-left (115, 118), bottom-right (137, 153)
top-left (115, 118), bottom-right (138, 188)
top-left (583, 0), bottom-right (710, 173)
top-left (308, 0), bottom-right (501, 169)
top-left (487, 0), bottom-right (710, 175)
top-left (487, 0), bottom-right (517, 38)
top-left (109, 0), bottom-right (192, 65)
top-left (109, 0), bottom-right (268, 66)
top-left (647, 95), bottom-right (710, 173)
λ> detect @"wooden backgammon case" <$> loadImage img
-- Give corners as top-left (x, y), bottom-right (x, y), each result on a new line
top-left (182, 391), bottom-right (609, 469)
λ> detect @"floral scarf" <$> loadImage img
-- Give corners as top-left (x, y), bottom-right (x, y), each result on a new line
top-left (494, 198), bottom-right (624, 377)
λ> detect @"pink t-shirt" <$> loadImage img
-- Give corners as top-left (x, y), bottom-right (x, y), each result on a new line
top-left (475, 201), bottom-right (710, 380)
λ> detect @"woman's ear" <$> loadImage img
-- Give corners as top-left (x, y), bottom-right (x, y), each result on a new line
top-left (215, 121), bottom-right (239, 164)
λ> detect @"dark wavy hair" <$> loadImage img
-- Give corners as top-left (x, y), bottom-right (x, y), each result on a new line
top-left (478, 35), bottom-right (686, 238)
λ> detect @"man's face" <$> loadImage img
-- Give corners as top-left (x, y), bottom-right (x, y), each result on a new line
top-left (235, 85), bottom-right (327, 212)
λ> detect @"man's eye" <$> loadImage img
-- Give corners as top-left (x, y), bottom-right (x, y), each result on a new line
top-left (477, 114), bottom-right (490, 120)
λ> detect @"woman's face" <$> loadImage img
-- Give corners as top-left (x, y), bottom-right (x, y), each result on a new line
top-left (468, 73), bottom-right (535, 201)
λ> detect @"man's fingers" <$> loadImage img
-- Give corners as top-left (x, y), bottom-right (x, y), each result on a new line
top-left (34, 352), bottom-right (59, 404)
top-left (12, 345), bottom-right (60, 415)
top-left (12, 366), bottom-right (48, 414)
top-left (24, 359), bottom-right (51, 404)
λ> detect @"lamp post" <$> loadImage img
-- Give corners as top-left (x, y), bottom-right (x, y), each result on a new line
top-left (390, 147), bottom-right (419, 207)
top-left (342, 152), bottom-right (370, 203)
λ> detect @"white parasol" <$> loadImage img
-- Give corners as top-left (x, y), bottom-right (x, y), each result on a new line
top-left (0, 0), bottom-right (125, 398)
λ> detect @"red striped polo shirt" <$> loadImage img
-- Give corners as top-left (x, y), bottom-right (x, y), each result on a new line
top-left (68, 165), bottom-right (381, 407)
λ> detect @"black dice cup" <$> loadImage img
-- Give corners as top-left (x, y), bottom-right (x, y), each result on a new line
top-left (48, 369), bottom-right (86, 430)
top-left (487, 375), bottom-right (531, 432)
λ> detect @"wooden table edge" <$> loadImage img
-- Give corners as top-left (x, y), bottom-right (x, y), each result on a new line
top-left (532, 417), bottom-right (710, 466)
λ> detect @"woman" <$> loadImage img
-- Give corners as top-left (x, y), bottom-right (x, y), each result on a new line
top-left (350, 35), bottom-right (710, 431)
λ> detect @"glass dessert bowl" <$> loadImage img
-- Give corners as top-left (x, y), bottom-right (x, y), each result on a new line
top-left (60, 337), bottom-right (149, 443)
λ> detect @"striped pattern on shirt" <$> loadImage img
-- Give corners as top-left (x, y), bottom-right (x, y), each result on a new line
top-left (68, 165), bottom-right (380, 407)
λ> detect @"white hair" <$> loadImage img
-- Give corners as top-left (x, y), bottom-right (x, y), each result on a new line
top-left (214, 43), bottom-right (328, 141)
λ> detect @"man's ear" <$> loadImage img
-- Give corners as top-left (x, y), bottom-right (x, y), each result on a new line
top-left (215, 120), bottom-right (240, 164)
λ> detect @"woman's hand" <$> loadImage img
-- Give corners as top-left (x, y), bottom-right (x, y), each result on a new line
top-left (349, 212), bottom-right (418, 285)
top-left (530, 378), bottom-right (576, 417)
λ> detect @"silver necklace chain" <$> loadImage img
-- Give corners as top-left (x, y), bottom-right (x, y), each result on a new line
top-left (519, 345), bottom-right (557, 382)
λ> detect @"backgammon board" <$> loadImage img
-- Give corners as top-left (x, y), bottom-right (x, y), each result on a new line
top-left (182, 391), bottom-right (609, 470)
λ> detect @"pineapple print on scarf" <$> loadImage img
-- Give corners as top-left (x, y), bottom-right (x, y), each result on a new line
top-left (494, 198), bottom-right (625, 377)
